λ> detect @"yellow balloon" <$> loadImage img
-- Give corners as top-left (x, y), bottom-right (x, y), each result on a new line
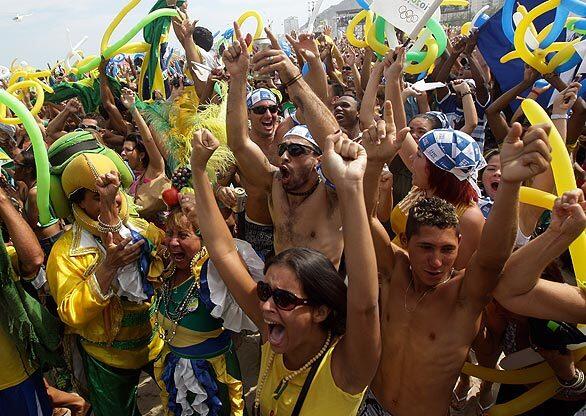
top-left (521, 99), bottom-right (586, 289)
top-left (545, 38), bottom-right (580, 73)
top-left (101, 0), bottom-right (141, 54)
top-left (405, 37), bottom-right (438, 74)
top-left (519, 187), bottom-right (557, 210)
top-left (116, 41), bottom-right (150, 55)
top-left (366, 20), bottom-right (388, 56)
top-left (236, 10), bottom-right (264, 52)
top-left (0, 80), bottom-right (45, 125)
top-left (461, 22), bottom-right (472, 36)
top-left (346, 10), bottom-right (373, 49)
top-left (441, 0), bottom-right (469, 6)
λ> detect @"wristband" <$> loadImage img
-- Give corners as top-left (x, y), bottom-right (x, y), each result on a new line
top-left (551, 113), bottom-right (569, 120)
top-left (97, 215), bottom-right (122, 233)
top-left (531, 89), bottom-right (541, 95)
top-left (284, 73), bottom-right (303, 89)
top-left (460, 91), bottom-right (472, 98)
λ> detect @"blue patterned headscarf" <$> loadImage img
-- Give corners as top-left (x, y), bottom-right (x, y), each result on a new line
top-left (418, 129), bottom-right (486, 196)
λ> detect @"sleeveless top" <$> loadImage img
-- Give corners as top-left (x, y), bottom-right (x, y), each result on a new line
top-left (258, 340), bottom-right (365, 415)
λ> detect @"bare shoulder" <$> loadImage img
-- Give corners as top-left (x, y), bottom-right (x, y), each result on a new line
top-left (460, 204), bottom-right (485, 228)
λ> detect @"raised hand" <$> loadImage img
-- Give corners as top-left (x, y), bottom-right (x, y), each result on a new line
top-left (500, 122), bottom-right (552, 183)
top-left (451, 79), bottom-right (471, 95)
top-left (383, 46), bottom-right (405, 81)
top-left (322, 131), bottom-right (367, 186)
top-left (190, 129), bottom-right (219, 171)
top-left (552, 82), bottom-right (581, 114)
top-left (96, 170), bottom-right (121, 204)
top-left (549, 189), bottom-right (586, 238)
top-left (252, 28), bottom-right (300, 84)
top-left (179, 192), bottom-right (199, 226)
top-left (362, 101), bottom-right (406, 163)
top-left (120, 87), bottom-right (136, 110)
top-left (102, 232), bottom-right (144, 270)
top-left (65, 98), bottom-right (83, 115)
top-left (222, 22), bottom-right (249, 79)
top-left (286, 33), bottom-right (320, 61)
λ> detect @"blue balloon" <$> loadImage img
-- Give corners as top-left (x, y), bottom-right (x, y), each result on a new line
top-left (474, 13), bottom-right (489, 29)
top-left (355, 0), bottom-right (370, 10)
top-left (501, 0), bottom-right (516, 44)
top-left (563, 0), bottom-right (586, 16)
top-left (555, 51), bottom-right (582, 74)
top-left (279, 40), bottom-right (292, 57)
top-left (223, 28), bottom-right (234, 39)
top-left (533, 79), bottom-right (549, 89)
top-left (539, 7), bottom-right (569, 49)
top-left (302, 62), bottom-right (310, 76)
top-left (213, 30), bottom-right (220, 38)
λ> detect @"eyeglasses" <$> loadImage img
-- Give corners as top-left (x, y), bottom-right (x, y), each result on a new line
top-left (257, 281), bottom-right (312, 311)
top-left (250, 105), bottom-right (278, 115)
top-left (277, 142), bottom-right (316, 158)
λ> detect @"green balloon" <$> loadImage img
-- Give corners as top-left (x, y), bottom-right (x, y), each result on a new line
top-left (77, 8), bottom-right (180, 75)
top-left (0, 90), bottom-right (56, 226)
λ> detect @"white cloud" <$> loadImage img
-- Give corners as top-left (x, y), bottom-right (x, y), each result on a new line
top-left (0, 0), bottom-right (340, 68)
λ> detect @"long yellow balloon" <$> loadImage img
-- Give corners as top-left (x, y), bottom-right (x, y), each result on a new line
top-left (0, 81), bottom-right (45, 125)
top-left (236, 10), bottom-right (264, 52)
top-left (405, 37), bottom-right (438, 74)
top-left (346, 10), bottom-right (373, 48)
top-left (101, 0), bottom-right (141, 54)
top-left (521, 99), bottom-right (586, 290)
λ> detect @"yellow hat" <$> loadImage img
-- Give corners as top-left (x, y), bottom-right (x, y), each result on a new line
top-left (61, 153), bottom-right (118, 198)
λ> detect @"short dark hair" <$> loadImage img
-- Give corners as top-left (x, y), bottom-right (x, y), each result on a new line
top-left (19, 148), bottom-right (36, 176)
top-left (264, 247), bottom-right (347, 336)
top-left (125, 133), bottom-right (149, 167)
top-left (405, 197), bottom-right (460, 241)
top-left (192, 26), bottom-right (213, 52)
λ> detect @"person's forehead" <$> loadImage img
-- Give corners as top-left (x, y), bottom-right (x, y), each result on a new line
top-left (411, 225), bottom-right (459, 244)
top-left (251, 99), bottom-right (276, 109)
top-left (335, 96), bottom-right (356, 105)
top-left (81, 118), bottom-right (97, 125)
top-left (283, 135), bottom-right (311, 145)
top-left (265, 264), bottom-right (305, 295)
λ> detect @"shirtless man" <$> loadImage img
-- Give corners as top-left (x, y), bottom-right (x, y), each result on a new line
top-left (223, 23), bottom-right (344, 267)
top-left (219, 87), bottom-right (280, 258)
top-left (333, 95), bottom-right (362, 141)
top-left (361, 112), bottom-right (552, 415)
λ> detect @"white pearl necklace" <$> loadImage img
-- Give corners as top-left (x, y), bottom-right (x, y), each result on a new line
top-left (253, 331), bottom-right (332, 415)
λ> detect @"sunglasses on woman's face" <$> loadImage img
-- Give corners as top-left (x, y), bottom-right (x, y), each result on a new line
top-left (277, 142), bottom-right (316, 158)
top-left (257, 281), bottom-right (312, 311)
top-left (250, 105), bottom-right (278, 115)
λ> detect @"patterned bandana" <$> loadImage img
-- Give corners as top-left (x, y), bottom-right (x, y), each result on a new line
top-left (246, 88), bottom-right (277, 108)
top-left (283, 125), bottom-right (322, 155)
top-left (426, 111), bottom-right (450, 129)
top-left (418, 129), bottom-right (486, 197)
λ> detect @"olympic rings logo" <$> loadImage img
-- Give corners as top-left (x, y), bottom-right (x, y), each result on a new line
top-left (398, 6), bottom-right (419, 23)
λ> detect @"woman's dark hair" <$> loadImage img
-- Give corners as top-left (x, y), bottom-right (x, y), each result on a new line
top-left (19, 148), bottom-right (36, 176)
top-left (125, 133), bottom-right (149, 168)
top-left (411, 113), bottom-right (443, 130)
top-left (264, 248), bottom-right (347, 336)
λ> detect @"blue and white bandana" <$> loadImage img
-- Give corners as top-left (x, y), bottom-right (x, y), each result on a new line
top-left (418, 129), bottom-right (486, 197)
top-left (246, 88), bottom-right (277, 108)
top-left (426, 111), bottom-right (450, 129)
top-left (283, 125), bottom-right (322, 154)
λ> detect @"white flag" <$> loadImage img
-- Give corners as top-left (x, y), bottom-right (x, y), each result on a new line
top-left (370, 0), bottom-right (443, 39)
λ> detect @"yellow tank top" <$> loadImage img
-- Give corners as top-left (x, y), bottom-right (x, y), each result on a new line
top-left (258, 340), bottom-right (365, 416)
top-left (391, 186), bottom-right (472, 248)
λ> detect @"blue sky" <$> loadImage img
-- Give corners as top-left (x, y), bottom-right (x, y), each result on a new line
top-left (0, 0), bottom-right (339, 68)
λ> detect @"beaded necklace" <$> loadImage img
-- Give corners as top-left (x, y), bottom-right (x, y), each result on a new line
top-left (154, 248), bottom-right (207, 343)
top-left (253, 331), bottom-right (332, 415)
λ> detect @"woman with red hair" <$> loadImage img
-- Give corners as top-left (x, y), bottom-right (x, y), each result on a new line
top-left (390, 129), bottom-right (486, 270)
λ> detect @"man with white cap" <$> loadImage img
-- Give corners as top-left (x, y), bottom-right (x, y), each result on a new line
top-left (360, 120), bottom-right (553, 416)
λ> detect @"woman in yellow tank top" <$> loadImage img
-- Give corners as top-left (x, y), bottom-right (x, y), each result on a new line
top-left (189, 128), bottom-right (381, 416)
top-left (391, 129), bottom-right (486, 270)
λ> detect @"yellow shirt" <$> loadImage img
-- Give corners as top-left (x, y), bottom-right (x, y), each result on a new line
top-left (258, 340), bottom-right (364, 416)
top-left (0, 246), bottom-right (37, 390)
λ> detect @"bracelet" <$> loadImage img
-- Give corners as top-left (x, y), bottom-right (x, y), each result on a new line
top-left (551, 113), bottom-right (569, 120)
top-left (97, 215), bottom-right (122, 233)
top-left (284, 73), bottom-right (303, 89)
top-left (460, 91), bottom-right (472, 98)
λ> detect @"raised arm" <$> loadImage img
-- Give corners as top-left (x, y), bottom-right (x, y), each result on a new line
top-left (362, 101), bottom-right (406, 277)
top-left (223, 22), bottom-right (277, 192)
top-left (0, 187), bottom-right (43, 276)
top-left (321, 133), bottom-right (380, 394)
top-left (120, 88), bottom-right (165, 177)
top-left (286, 34), bottom-right (329, 104)
top-left (189, 129), bottom-right (265, 333)
top-left (451, 80), bottom-right (478, 135)
top-left (495, 189), bottom-right (586, 323)
top-left (99, 60), bottom-right (128, 136)
top-left (45, 99), bottom-right (83, 145)
top-left (173, 15), bottom-right (209, 100)
top-left (359, 61), bottom-right (384, 129)
top-left (459, 123), bottom-right (551, 313)
top-left (486, 67), bottom-right (539, 142)
top-left (252, 28), bottom-right (340, 150)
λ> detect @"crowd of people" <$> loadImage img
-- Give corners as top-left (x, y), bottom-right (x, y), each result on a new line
top-left (1, 1), bottom-right (586, 416)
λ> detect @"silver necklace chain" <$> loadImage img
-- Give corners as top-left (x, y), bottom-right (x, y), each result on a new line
top-left (404, 269), bottom-right (454, 313)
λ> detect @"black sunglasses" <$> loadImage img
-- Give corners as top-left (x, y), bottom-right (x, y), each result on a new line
top-left (257, 281), bottom-right (312, 311)
top-left (277, 142), bottom-right (317, 158)
top-left (79, 124), bottom-right (99, 131)
top-left (250, 105), bottom-right (278, 115)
